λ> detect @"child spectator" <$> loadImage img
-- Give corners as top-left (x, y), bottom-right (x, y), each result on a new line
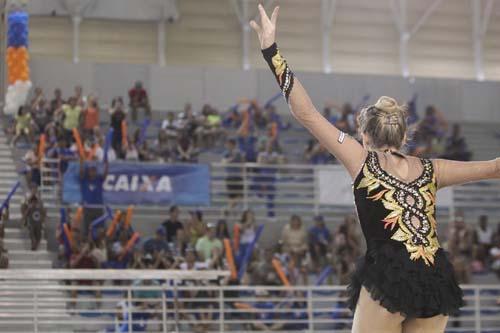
top-left (21, 191), bottom-right (46, 251)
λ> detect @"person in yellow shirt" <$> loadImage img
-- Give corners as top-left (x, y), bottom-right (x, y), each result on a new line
top-left (12, 106), bottom-right (33, 147)
top-left (56, 97), bottom-right (82, 142)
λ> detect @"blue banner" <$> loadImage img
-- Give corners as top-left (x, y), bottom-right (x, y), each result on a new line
top-left (62, 162), bottom-right (210, 206)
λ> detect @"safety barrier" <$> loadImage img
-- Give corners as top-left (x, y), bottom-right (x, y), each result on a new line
top-left (0, 270), bottom-right (497, 332)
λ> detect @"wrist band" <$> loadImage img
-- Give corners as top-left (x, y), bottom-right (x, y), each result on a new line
top-left (262, 43), bottom-right (295, 102)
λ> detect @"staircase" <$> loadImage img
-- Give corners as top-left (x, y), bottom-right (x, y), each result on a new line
top-left (461, 122), bottom-right (500, 161)
top-left (0, 127), bottom-right (72, 332)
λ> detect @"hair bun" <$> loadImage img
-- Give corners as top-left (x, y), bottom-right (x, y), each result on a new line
top-left (374, 96), bottom-right (400, 114)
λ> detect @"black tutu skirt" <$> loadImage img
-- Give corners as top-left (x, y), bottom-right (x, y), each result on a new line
top-left (346, 240), bottom-right (464, 318)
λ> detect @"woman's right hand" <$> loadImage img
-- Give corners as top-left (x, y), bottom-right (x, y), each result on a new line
top-left (250, 4), bottom-right (279, 50)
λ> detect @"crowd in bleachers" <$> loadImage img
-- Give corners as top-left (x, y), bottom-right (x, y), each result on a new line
top-left (447, 213), bottom-right (500, 283)
top-left (4, 81), bottom-right (497, 331)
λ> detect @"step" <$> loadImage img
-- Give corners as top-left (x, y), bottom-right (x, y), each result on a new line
top-left (0, 165), bottom-right (16, 172)
top-left (8, 260), bottom-right (53, 269)
top-left (7, 250), bottom-right (53, 262)
top-left (3, 228), bottom-right (26, 238)
top-left (0, 172), bottom-right (19, 179)
top-left (4, 239), bottom-right (48, 251)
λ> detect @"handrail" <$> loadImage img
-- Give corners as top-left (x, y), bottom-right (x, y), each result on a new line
top-left (0, 269), bottom-right (229, 280)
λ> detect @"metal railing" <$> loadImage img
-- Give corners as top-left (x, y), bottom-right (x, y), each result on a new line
top-left (0, 270), bottom-right (498, 332)
top-left (40, 159), bottom-right (500, 228)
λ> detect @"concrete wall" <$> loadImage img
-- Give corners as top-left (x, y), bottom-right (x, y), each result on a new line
top-left (30, 57), bottom-right (500, 124)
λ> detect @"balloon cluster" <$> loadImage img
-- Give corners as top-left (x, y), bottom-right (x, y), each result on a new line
top-left (4, 10), bottom-right (32, 115)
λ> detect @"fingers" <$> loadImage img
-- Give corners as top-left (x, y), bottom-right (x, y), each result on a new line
top-left (258, 3), bottom-right (270, 25)
top-left (249, 20), bottom-right (261, 33)
top-left (270, 6), bottom-right (279, 26)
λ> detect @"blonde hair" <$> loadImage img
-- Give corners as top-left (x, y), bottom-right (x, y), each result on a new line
top-left (357, 96), bottom-right (407, 149)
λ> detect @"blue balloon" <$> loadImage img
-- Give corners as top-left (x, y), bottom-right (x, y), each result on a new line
top-left (7, 11), bottom-right (29, 48)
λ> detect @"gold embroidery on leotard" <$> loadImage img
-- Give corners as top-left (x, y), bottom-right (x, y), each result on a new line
top-left (357, 152), bottom-right (440, 266)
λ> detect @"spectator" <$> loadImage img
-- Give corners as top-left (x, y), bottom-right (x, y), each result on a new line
top-left (21, 191), bottom-right (46, 251)
top-left (73, 85), bottom-right (86, 107)
top-left (222, 138), bottom-right (245, 210)
top-left (155, 129), bottom-right (172, 162)
top-left (307, 143), bottom-right (334, 165)
top-left (69, 240), bottom-right (101, 308)
top-left (215, 219), bottom-right (230, 240)
top-left (185, 210), bottom-right (205, 247)
top-left (490, 237), bottom-right (500, 279)
top-left (250, 289), bottom-right (284, 331)
top-left (90, 227), bottom-right (108, 268)
top-left (161, 206), bottom-right (184, 243)
top-left (236, 210), bottom-right (257, 266)
top-left (0, 205), bottom-right (8, 239)
top-left (0, 239), bottom-right (8, 269)
top-left (110, 97), bottom-right (127, 158)
top-left (335, 215), bottom-right (362, 258)
top-left (143, 228), bottom-right (169, 256)
top-left (161, 111), bottom-right (181, 140)
top-left (81, 96), bottom-right (100, 139)
top-left (333, 217), bottom-right (361, 285)
top-left (129, 81), bottom-right (151, 122)
top-left (138, 140), bottom-right (157, 162)
top-left (248, 247), bottom-right (279, 285)
top-left (195, 223), bottom-right (223, 261)
top-left (441, 124), bottom-right (472, 161)
top-left (31, 99), bottom-right (51, 135)
top-left (30, 87), bottom-right (45, 107)
top-left (448, 214), bottom-right (473, 284)
top-left (79, 158), bottom-right (109, 237)
top-left (473, 215), bottom-right (494, 267)
top-left (22, 143), bottom-right (41, 187)
top-left (256, 141), bottom-right (283, 218)
top-left (196, 106), bottom-right (223, 148)
top-left (308, 215), bottom-right (331, 272)
top-left (11, 106), bottom-right (33, 147)
top-left (176, 131), bottom-right (198, 162)
top-left (57, 97), bottom-right (82, 143)
top-left (109, 230), bottom-right (133, 269)
top-left (50, 88), bottom-right (65, 113)
top-left (280, 215), bottom-right (308, 284)
top-left (173, 228), bottom-right (189, 258)
top-left (335, 103), bottom-right (356, 135)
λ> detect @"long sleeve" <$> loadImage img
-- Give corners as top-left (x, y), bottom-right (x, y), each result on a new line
top-left (261, 43), bottom-right (366, 179)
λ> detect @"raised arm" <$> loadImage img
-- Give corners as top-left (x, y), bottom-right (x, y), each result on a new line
top-left (250, 5), bottom-right (366, 179)
top-left (433, 158), bottom-right (500, 189)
